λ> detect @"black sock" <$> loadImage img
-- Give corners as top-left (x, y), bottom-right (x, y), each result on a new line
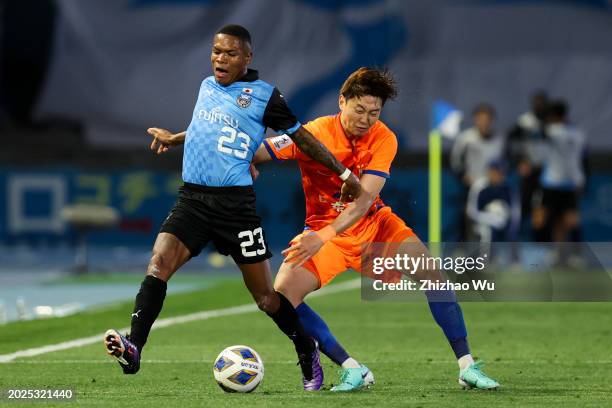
top-left (266, 292), bottom-right (314, 355)
top-left (129, 275), bottom-right (167, 352)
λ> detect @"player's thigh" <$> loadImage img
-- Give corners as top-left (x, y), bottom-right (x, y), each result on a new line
top-left (237, 259), bottom-right (274, 294)
top-left (159, 186), bottom-right (212, 259)
top-left (281, 232), bottom-right (349, 291)
top-left (306, 237), bottom-right (350, 288)
top-left (397, 235), bottom-right (446, 283)
top-left (372, 209), bottom-right (416, 243)
top-left (364, 210), bottom-right (420, 280)
top-left (148, 232), bottom-right (192, 281)
top-left (274, 262), bottom-right (319, 308)
top-left (207, 190), bottom-right (272, 265)
top-left (369, 212), bottom-right (432, 267)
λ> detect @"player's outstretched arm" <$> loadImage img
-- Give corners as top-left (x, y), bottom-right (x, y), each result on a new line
top-left (289, 126), bottom-right (361, 201)
top-left (283, 174), bottom-right (385, 267)
top-left (252, 143), bottom-right (273, 164)
top-left (147, 128), bottom-right (186, 154)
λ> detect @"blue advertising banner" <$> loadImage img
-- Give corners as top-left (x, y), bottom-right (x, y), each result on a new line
top-left (1, 167), bottom-right (611, 249)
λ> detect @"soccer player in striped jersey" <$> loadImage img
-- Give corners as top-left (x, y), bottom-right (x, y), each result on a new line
top-left (252, 67), bottom-right (500, 391)
top-left (103, 24), bottom-right (361, 391)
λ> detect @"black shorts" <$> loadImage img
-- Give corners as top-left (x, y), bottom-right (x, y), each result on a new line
top-left (541, 188), bottom-right (579, 218)
top-left (160, 183), bottom-right (272, 264)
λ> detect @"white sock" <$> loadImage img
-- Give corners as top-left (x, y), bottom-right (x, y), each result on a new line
top-left (341, 357), bottom-right (361, 369)
top-left (458, 354), bottom-right (474, 372)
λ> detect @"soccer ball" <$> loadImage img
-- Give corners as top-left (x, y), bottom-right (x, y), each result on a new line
top-left (213, 345), bottom-right (264, 393)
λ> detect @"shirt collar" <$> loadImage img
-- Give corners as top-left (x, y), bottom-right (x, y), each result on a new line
top-left (239, 68), bottom-right (259, 82)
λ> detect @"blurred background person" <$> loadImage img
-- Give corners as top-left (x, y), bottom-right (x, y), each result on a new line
top-left (507, 91), bottom-right (549, 238)
top-left (451, 103), bottom-right (505, 241)
top-left (532, 100), bottom-right (587, 243)
top-left (466, 160), bottom-right (520, 244)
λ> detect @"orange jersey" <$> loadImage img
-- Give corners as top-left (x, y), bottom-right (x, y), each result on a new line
top-left (263, 114), bottom-right (398, 233)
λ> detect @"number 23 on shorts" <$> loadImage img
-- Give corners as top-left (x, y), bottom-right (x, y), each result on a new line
top-left (238, 227), bottom-right (266, 257)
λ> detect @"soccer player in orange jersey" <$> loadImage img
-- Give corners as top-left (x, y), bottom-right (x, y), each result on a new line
top-left (251, 67), bottom-right (500, 391)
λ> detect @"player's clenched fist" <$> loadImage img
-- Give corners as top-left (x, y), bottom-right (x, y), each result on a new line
top-left (340, 172), bottom-right (362, 202)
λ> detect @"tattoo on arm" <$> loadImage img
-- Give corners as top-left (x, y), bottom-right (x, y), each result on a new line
top-left (290, 127), bottom-right (345, 175)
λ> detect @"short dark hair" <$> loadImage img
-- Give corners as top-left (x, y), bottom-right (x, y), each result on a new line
top-left (548, 100), bottom-right (568, 118)
top-left (531, 90), bottom-right (548, 103)
top-left (473, 103), bottom-right (496, 118)
top-left (340, 67), bottom-right (398, 105)
top-left (216, 24), bottom-right (252, 47)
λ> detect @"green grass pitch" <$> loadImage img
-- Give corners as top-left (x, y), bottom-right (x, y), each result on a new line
top-left (1, 273), bottom-right (611, 407)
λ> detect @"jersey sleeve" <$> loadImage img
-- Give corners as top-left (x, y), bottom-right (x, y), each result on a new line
top-left (262, 88), bottom-right (301, 134)
top-left (362, 131), bottom-right (398, 179)
top-left (263, 134), bottom-right (298, 162)
top-left (263, 119), bottom-right (326, 162)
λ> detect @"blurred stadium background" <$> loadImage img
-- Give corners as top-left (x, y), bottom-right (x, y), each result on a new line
top-left (1, 0), bottom-right (612, 370)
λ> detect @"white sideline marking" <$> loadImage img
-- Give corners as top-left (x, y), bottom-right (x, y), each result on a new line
top-left (0, 279), bottom-right (361, 363)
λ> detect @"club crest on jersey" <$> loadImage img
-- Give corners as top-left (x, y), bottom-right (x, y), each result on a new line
top-left (237, 93), bottom-right (252, 108)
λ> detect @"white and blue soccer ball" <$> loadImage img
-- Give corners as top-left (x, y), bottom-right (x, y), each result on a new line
top-left (213, 345), bottom-right (264, 393)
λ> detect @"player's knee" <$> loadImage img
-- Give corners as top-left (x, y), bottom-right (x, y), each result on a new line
top-left (273, 280), bottom-right (285, 294)
top-left (273, 284), bottom-right (300, 307)
top-left (147, 252), bottom-right (172, 281)
top-left (283, 291), bottom-right (305, 308)
top-left (273, 278), bottom-right (291, 299)
top-left (254, 291), bottom-right (277, 313)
